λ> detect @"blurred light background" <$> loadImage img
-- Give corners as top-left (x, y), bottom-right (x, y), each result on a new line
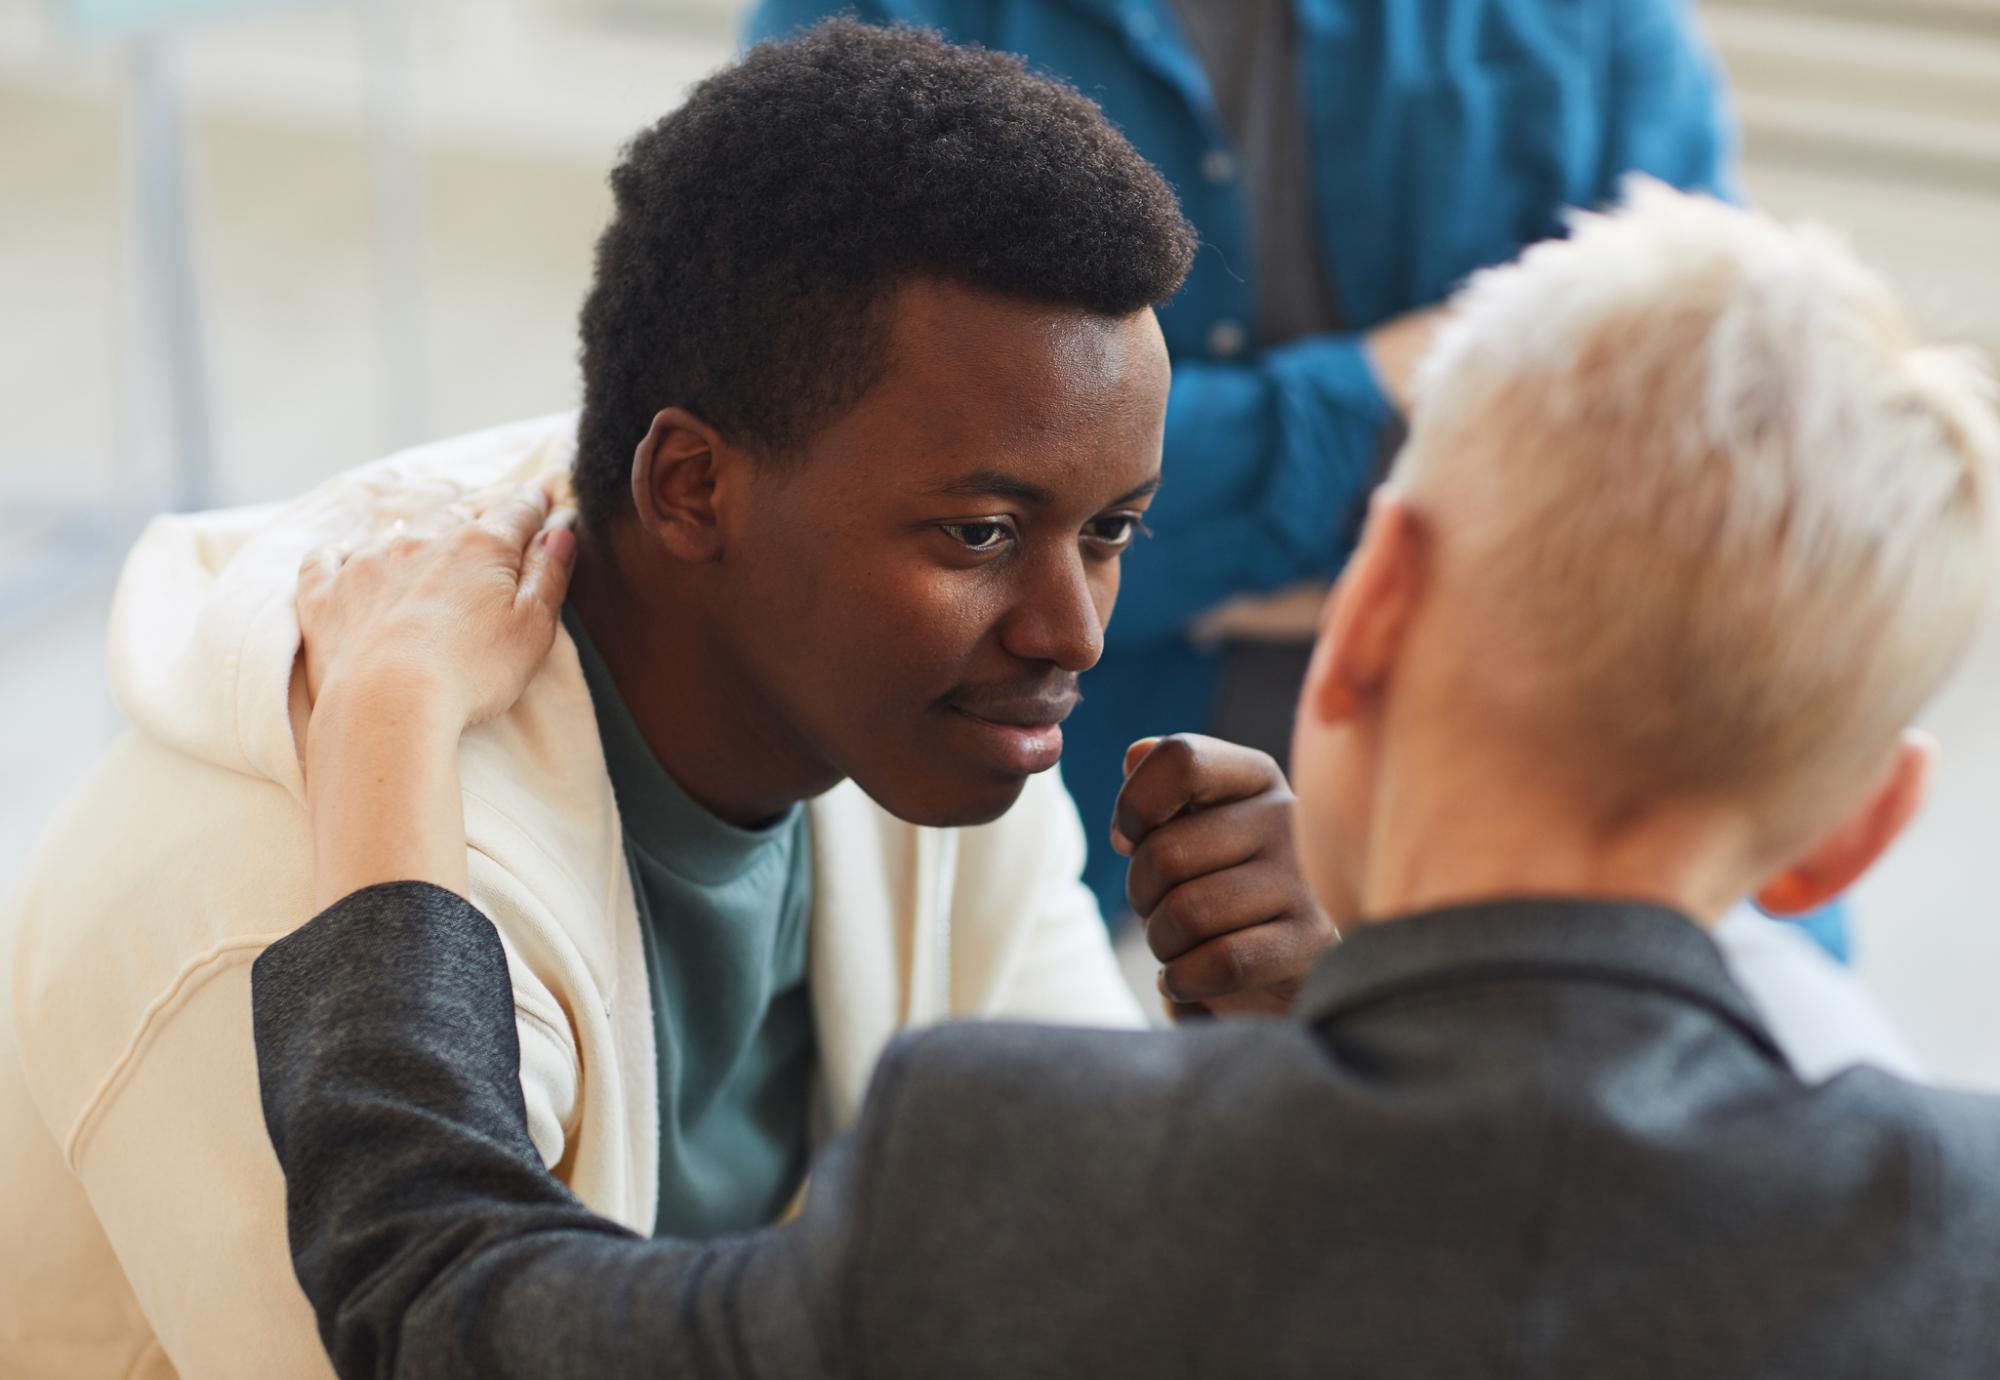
top-left (2, 0), bottom-right (1996, 1083)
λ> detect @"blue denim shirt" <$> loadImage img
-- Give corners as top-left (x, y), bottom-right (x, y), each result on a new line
top-left (745, 1), bottom-right (1856, 955)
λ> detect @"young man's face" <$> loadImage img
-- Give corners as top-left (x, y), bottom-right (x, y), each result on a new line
top-left (713, 279), bottom-right (1170, 826)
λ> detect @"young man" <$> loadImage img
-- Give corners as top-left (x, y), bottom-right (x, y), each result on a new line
top-left (254, 183), bottom-right (2000, 1377)
top-left (1, 25), bottom-right (1337, 1378)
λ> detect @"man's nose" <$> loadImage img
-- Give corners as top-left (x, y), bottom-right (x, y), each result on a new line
top-left (1000, 549), bottom-right (1106, 672)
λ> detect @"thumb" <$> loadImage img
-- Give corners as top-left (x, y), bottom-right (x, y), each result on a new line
top-left (1110, 737), bottom-right (1163, 859)
top-left (516, 515), bottom-right (578, 621)
top-left (1123, 736), bottom-right (1162, 779)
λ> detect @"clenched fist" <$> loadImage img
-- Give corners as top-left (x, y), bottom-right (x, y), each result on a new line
top-left (1113, 734), bottom-right (1338, 1018)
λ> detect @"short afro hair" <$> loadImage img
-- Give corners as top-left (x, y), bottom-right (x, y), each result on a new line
top-left (571, 19), bottom-right (1197, 533)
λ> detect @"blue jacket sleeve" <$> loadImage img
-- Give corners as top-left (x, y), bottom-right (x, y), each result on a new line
top-left (1598, 0), bottom-right (1740, 201)
top-left (1110, 332), bottom-right (1393, 647)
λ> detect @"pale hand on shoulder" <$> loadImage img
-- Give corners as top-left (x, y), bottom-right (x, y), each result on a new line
top-left (296, 483), bottom-right (579, 909)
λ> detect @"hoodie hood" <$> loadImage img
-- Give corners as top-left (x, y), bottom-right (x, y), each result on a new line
top-left (105, 413), bottom-right (581, 803)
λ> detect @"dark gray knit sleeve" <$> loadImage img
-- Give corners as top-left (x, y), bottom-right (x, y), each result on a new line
top-left (250, 881), bottom-right (859, 1380)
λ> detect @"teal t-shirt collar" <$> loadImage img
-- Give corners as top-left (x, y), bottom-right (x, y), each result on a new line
top-left (562, 606), bottom-right (801, 888)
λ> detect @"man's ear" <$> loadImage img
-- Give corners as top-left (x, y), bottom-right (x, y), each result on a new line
top-left (1305, 491), bottom-right (1425, 728)
top-left (630, 407), bottom-right (731, 563)
top-left (1755, 730), bottom-right (1935, 916)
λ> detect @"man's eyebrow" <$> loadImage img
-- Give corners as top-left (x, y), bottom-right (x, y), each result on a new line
top-left (930, 470), bottom-right (1056, 504)
top-left (1111, 476), bottom-right (1163, 506)
top-left (930, 471), bottom-right (1163, 506)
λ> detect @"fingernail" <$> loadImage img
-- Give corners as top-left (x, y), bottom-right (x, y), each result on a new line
top-left (1110, 828), bottom-right (1133, 857)
top-left (546, 527), bottom-right (577, 563)
top-left (1124, 736), bottom-right (1161, 775)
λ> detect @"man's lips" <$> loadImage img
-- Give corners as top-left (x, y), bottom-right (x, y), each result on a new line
top-left (944, 690), bottom-right (1079, 775)
top-left (948, 691), bottom-right (1081, 729)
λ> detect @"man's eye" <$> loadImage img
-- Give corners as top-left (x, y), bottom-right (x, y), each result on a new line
top-left (1085, 514), bottom-right (1148, 550)
top-left (941, 520), bottom-right (1011, 552)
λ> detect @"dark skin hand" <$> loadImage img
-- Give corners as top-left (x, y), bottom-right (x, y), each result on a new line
top-left (1113, 733), bottom-right (1338, 1018)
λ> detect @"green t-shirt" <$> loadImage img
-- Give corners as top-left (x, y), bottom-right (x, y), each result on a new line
top-left (564, 608), bottom-right (816, 1239)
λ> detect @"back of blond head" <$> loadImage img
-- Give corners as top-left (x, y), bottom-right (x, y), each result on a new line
top-left (1390, 179), bottom-right (1998, 828)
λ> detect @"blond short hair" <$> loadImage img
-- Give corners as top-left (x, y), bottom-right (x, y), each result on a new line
top-left (1390, 178), bottom-right (1998, 824)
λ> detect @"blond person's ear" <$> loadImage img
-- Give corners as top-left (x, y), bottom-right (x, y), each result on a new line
top-left (1755, 730), bottom-right (1936, 916)
top-left (1304, 491), bottom-right (1425, 729)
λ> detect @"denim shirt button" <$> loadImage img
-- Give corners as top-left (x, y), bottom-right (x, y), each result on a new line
top-left (1207, 319), bottom-right (1247, 358)
top-left (1200, 149), bottom-right (1236, 184)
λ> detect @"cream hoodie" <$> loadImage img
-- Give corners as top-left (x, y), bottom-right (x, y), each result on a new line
top-left (2, 414), bottom-right (1143, 1379)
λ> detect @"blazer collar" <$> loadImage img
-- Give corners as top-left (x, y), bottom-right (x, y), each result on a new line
top-left (1293, 897), bottom-right (1788, 1066)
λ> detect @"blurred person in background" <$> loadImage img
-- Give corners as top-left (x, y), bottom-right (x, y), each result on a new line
top-left (249, 182), bottom-right (2000, 1380)
top-left (747, 0), bottom-right (1850, 958)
